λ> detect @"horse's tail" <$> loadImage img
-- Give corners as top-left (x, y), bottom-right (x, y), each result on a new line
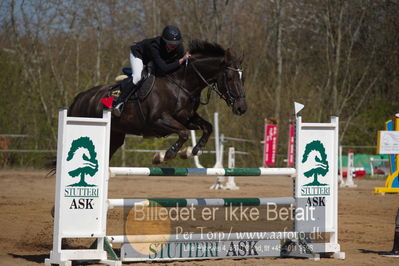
top-left (44, 156), bottom-right (56, 177)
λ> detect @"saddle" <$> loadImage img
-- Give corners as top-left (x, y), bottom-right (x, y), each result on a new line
top-left (106, 64), bottom-right (155, 121)
top-left (110, 64), bottom-right (155, 102)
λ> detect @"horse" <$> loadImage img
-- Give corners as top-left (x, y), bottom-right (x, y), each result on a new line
top-left (67, 40), bottom-right (247, 164)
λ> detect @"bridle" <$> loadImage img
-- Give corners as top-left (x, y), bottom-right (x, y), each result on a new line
top-left (190, 60), bottom-right (245, 106)
top-left (221, 66), bottom-right (246, 106)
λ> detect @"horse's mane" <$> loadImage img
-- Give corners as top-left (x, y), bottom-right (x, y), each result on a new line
top-left (189, 40), bottom-right (225, 58)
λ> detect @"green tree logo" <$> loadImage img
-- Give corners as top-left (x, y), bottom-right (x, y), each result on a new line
top-left (302, 140), bottom-right (329, 186)
top-left (66, 137), bottom-right (98, 187)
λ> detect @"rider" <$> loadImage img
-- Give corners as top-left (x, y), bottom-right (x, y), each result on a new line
top-left (112, 25), bottom-right (191, 116)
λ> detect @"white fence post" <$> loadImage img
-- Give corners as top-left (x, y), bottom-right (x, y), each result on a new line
top-left (224, 147), bottom-right (239, 190)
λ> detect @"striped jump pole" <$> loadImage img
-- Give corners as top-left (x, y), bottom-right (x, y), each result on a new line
top-left (109, 167), bottom-right (296, 177)
top-left (46, 103), bottom-right (345, 265)
top-left (107, 197), bottom-right (296, 208)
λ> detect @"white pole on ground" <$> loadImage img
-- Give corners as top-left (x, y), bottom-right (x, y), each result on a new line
top-left (219, 134), bottom-right (225, 166)
top-left (213, 112), bottom-right (222, 168)
top-left (345, 149), bottom-right (357, 187)
top-left (223, 147), bottom-right (239, 190)
top-left (210, 112), bottom-right (225, 189)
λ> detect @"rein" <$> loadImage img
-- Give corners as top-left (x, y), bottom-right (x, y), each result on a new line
top-left (166, 59), bottom-right (214, 105)
top-left (191, 61), bottom-right (245, 107)
top-left (165, 75), bottom-right (199, 103)
top-left (166, 58), bottom-right (244, 106)
top-left (189, 60), bottom-right (217, 105)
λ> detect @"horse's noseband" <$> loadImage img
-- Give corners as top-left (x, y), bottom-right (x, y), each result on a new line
top-left (221, 67), bottom-right (245, 107)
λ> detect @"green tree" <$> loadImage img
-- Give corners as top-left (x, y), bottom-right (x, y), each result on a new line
top-left (67, 137), bottom-right (98, 187)
top-left (302, 140), bottom-right (329, 186)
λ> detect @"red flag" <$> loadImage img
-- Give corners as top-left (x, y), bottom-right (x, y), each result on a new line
top-left (100, 96), bottom-right (114, 109)
top-left (263, 124), bottom-right (278, 166)
top-left (287, 124), bottom-right (295, 167)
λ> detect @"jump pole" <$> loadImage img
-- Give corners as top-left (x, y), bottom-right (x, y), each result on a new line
top-left (46, 103), bottom-right (345, 265)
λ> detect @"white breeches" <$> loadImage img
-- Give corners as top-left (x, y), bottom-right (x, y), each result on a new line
top-left (130, 52), bottom-right (144, 85)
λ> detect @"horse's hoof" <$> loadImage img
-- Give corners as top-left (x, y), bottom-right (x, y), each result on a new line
top-left (192, 146), bottom-right (203, 156)
top-left (192, 146), bottom-right (199, 155)
top-left (179, 147), bottom-right (193, 159)
top-left (164, 149), bottom-right (176, 161)
top-left (152, 152), bottom-right (165, 164)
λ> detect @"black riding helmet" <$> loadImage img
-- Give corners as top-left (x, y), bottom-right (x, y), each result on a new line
top-left (161, 25), bottom-right (182, 46)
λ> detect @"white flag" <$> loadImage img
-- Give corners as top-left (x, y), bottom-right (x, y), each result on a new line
top-left (294, 102), bottom-right (304, 115)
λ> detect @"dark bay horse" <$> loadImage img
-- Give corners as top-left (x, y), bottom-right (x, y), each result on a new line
top-left (68, 40), bottom-right (247, 164)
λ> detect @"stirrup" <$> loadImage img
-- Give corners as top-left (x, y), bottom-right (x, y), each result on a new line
top-left (112, 102), bottom-right (124, 117)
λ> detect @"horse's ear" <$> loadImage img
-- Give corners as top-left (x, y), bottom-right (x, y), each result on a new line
top-left (224, 48), bottom-right (232, 63)
top-left (239, 51), bottom-right (244, 64)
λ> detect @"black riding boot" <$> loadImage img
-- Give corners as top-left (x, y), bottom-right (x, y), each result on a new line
top-left (112, 78), bottom-right (135, 117)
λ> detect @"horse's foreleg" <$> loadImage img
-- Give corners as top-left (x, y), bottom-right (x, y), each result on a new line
top-left (152, 113), bottom-right (189, 163)
top-left (186, 113), bottom-right (213, 156)
top-left (109, 130), bottom-right (126, 159)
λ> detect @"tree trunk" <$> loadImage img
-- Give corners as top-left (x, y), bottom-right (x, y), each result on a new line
top-left (275, 0), bottom-right (283, 120)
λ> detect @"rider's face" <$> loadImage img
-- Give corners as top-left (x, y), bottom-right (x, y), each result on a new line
top-left (166, 43), bottom-right (178, 52)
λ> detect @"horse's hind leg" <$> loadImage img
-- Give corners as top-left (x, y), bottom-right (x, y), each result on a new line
top-left (186, 113), bottom-right (213, 156)
top-left (109, 130), bottom-right (126, 160)
top-left (152, 113), bottom-right (189, 163)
